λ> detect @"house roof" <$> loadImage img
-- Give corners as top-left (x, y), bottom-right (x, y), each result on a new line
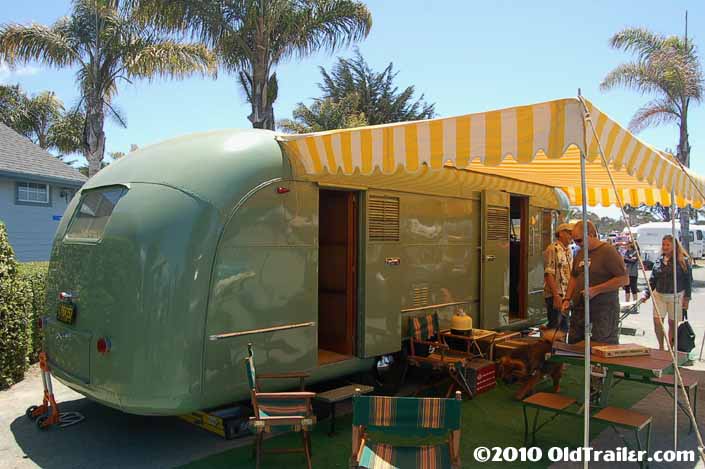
top-left (0, 123), bottom-right (87, 187)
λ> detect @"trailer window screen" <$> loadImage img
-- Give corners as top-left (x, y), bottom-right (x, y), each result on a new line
top-left (368, 195), bottom-right (400, 241)
top-left (65, 187), bottom-right (127, 241)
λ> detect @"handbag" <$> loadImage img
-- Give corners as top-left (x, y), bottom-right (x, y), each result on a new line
top-left (677, 309), bottom-right (696, 353)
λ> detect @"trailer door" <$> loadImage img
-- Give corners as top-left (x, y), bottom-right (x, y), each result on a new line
top-left (361, 193), bottom-right (402, 357)
top-left (481, 190), bottom-right (510, 329)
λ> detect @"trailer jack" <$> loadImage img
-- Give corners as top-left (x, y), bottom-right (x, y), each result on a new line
top-left (26, 352), bottom-right (84, 430)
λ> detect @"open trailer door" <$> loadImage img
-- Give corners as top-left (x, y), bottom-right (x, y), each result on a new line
top-left (481, 190), bottom-right (510, 329)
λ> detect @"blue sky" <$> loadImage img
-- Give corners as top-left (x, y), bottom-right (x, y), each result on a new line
top-left (1, 0), bottom-right (704, 215)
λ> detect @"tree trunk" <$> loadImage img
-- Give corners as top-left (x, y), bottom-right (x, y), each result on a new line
top-left (247, 20), bottom-right (275, 130)
top-left (678, 115), bottom-right (691, 253)
top-left (84, 99), bottom-right (106, 178)
top-left (247, 64), bottom-right (274, 130)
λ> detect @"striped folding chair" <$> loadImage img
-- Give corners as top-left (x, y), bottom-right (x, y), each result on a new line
top-left (245, 343), bottom-right (317, 469)
top-left (406, 313), bottom-right (474, 398)
top-left (351, 390), bottom-right (463, 469)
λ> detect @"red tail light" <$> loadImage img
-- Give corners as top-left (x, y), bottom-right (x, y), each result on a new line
top-left (97, 337), bottom-right (111, 354)
top-left (276, 186), bottom-right (290, 194)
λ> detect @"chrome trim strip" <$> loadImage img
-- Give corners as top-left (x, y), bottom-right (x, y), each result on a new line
top-left (209, 321), bottom-right (316, 341)
top-left (401, 301), bottom-right (471, 313)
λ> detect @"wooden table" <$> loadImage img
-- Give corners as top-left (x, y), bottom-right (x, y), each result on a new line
top-left (315, 384), bottom-right (374, 436)
top-left (442, 329), bottom-right (497, 358)
top-left (548, 345), bottom-right (689, 407)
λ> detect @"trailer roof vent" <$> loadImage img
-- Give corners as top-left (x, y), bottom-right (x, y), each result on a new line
top-left (369, 195), bottom-right (400, 242)
top-left (487, 207), bottom-right (509, 241)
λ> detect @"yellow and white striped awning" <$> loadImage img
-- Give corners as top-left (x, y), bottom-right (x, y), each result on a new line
top-left (277, 97), bottom-right (704, 208)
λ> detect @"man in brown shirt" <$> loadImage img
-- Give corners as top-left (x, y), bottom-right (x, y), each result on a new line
top-left (562, 221), bottom-right (629, 344)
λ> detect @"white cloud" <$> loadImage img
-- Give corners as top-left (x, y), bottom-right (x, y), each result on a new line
top-left (0, 60), bottom-right (40, 84)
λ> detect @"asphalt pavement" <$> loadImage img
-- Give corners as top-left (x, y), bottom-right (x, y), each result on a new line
top-left (620, 263), bottom-right (705, 371)
top-left (2, 268), bottom-right (705, 468)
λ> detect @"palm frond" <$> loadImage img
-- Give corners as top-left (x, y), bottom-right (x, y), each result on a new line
top-left (48, 108), bottom-right (84, 154)
top-left (215, 28), bottom-right (251, 72)
top-left (628, 98), bottom-right (679, 133)
top-left (104, 101), bottom-right (127, 128)
top-left (600, 61), bottom-right (661, 95)
top-left (124, 40), bottom-right (215, 79)
top-left (0, 22), bottom-right (79, 67)
top-left (280, 0), bottom-right (372, 62)
top-left (238, 69), bottom-right (253, 103)
top-left (648, 46), bottom-right (704, 102)
top-left (609, 27), bottom-right (666, 62)
top-left (129, 0), bottom-right (233, 48)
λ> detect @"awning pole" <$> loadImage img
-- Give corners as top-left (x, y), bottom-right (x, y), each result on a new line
top-left (578, 93), bottom-right (704, 462)
top-left (579, 89), bottom-right (591, 468)
top-left (671, 188), bottom-right (678, 450)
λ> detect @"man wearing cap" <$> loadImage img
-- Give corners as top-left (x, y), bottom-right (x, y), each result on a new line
top-left (562, 220), bottom-right (629, 344)
top-left (543, 223), bottom-right (574, 331)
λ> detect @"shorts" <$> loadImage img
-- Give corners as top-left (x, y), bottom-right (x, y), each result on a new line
top-left (652, 291), bottom-right (683, 322)
top-left (568, 305), bottom-right (619, 345)
top-left (623, 276), bottom-right (638, 294)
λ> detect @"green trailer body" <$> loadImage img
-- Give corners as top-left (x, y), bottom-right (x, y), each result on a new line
top-left (43, 128), bottom-right (567, 416)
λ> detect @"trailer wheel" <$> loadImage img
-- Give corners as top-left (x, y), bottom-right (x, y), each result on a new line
top-left (25, 406), bottom-right (39, 421)
top-left (35, 415), bottom-right (48, 430)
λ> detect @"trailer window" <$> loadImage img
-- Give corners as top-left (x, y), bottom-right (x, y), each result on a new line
top-left (65, 187), bottom-right (127, 241)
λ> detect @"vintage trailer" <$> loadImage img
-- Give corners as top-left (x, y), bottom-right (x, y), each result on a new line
top-left (43, 128), bottom-right (568, 416)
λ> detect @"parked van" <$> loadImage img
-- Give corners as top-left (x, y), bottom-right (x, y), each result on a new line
top-left (631, 222), bottom-right (698, 268)
top-left (691, 225), bottom-right (705, 258)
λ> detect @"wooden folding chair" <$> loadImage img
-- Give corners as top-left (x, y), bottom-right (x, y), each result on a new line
top-left (244, 343), bottom-right (317, 469)
top-left (406, 312), bottom-right (474, 397)
top-left (351, 390), bottom-right (463, 469)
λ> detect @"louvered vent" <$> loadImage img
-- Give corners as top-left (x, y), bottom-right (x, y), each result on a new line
top-left (487, 207), bottom-right (509, 241)
top-left (369, 196), bottom-right (400, 242)
top-left (411, 286), bottom-right (430, 307)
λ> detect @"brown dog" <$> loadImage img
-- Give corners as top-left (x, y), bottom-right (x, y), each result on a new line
top-left (495, 328), bottom-right (565, 400)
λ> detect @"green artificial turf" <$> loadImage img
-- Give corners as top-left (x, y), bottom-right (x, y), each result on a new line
top-left (181, 366), bottom-right (656, 469)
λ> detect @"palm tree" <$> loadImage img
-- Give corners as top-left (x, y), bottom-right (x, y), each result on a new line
top-left (601, 27), bottom-right (704, 251)
top-left (0, 84), bottom-right (84, 156)
top-left (0, 84), bottom-right (26, 130)
top-left (21, 91), bottom-right (66, 150)
top-left (49, 106), bottom-right (87, 157)
top-left (0, 0), bottom-right (215, 176)
top-left (134, 0), bottom-right (372, 130)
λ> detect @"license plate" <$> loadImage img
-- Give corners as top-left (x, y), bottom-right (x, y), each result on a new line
top-left (57, 302), bottom-right (76, 324)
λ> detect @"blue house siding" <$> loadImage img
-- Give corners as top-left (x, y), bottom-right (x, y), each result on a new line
top-left (0, 177), bottom-right (77, 262)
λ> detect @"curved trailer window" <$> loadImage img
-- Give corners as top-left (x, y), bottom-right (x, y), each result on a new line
top-left (65, 186), bottom-right (127, 241)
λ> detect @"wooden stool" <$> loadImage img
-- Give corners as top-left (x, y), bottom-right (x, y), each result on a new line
top-left (315, 384), bottom-right (373, 436)
top-left (651, 374), bottom-right (699, 433)
top-left (593, 406), bottom-right (652, 469)
top-left (522, 392), bottom-right (578, 445)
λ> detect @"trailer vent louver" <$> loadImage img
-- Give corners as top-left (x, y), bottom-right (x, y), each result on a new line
top-left (412, 286), bottom-right (430, 307)
top-left (487, 207), bottom-right (509, 241)
top-left (369, 196), bottom-right (400, 242)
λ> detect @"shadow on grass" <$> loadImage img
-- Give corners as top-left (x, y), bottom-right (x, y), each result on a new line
top-left (181, 367), bottom-right (656, 469)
